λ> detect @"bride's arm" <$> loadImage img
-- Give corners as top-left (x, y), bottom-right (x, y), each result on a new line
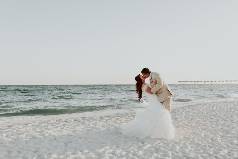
top-left (142, 84), bottom-right (153, 94)
top-left (145, 87), bottom-right (153, 94)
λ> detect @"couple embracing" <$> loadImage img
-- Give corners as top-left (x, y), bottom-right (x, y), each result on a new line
top-left (135, 68), bottom-right (172, 112)
top-left (121, 68), bottom-right (175, 139)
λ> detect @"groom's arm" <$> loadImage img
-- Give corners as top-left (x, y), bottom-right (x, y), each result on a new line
top-left (151, 74), bottom-right (163, 94)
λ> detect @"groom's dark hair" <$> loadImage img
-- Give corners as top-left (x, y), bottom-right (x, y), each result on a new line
top-left (141, 68), bottom-right (151, 74)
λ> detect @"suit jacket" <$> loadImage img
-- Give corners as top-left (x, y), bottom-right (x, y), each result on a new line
top-left (150, 72), bottom-right (173, 102)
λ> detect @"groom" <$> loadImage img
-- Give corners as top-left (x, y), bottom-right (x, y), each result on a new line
top-left (141, 68), bottom-right (173, 112)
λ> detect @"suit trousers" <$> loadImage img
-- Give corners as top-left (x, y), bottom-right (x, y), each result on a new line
top-left (161, 97), bottom-right (171, 112)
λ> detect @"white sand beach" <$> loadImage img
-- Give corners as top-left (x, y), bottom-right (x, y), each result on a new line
top-left (0, 100), bottom-right (237, 159)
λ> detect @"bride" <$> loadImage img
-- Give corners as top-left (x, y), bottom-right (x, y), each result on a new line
top-left (121, 74), bottom-right (175, 139)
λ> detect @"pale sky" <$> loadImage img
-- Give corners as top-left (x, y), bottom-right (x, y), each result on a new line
top-left (0, 0), bottom-right (238, 84)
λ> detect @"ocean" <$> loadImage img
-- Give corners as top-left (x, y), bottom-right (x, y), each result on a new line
top-left (0, 84), bottom-right (238, 117)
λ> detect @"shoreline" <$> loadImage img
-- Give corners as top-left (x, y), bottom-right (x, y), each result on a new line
top-left (0, 100), bottom-right (237, 159)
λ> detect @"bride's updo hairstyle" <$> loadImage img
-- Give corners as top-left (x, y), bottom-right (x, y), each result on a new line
top-left (135, 75), bottom-right (143, 101)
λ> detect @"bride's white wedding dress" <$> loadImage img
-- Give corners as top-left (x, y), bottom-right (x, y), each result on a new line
top-left (121, 91), bottom-right (175, 139)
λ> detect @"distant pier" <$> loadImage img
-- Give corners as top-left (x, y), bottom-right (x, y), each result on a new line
top-left (178, 80), bottom-right (238, 84)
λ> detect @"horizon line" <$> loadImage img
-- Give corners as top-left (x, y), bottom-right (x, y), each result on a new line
top-left (1, 83), bottom-right (238, 86)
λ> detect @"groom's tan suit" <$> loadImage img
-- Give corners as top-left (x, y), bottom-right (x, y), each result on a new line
top-left (150, 72), bottom-right (173, 111)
